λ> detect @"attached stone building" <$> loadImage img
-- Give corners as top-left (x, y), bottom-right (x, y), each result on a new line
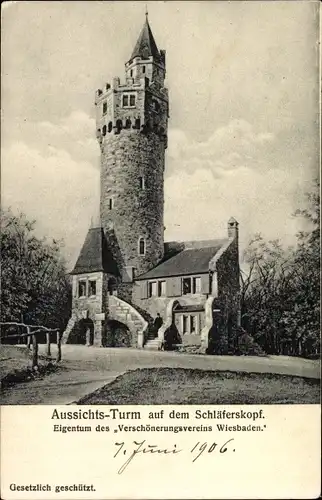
top-left (62, 16), bottom-right (241, 353)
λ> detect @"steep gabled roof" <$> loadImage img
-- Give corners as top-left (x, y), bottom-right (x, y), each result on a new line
top-left (136, 240), bottom-right (228, 280)
top-left (129, 18), bottom-right (161, 62)
top-left (71, 227), bottom-right (118, 276)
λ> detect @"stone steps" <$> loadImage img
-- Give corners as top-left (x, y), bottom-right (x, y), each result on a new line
top-left (144, 338), bottom-right (161, 351)
top-left (109, 296), bottom-right (148, 348)
top-left (61, 317), bottom-right (76, 344)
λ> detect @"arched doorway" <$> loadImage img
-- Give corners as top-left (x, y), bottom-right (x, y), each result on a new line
top-left (68, 318), bottom-right (94, 345)
top-left (105, 320), bottom-right (131, 347)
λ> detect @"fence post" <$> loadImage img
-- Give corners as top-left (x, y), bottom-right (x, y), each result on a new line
top-left (27, 327), bottom-right (31, 349)
top-left (56, 331), bottom-right (61, 362)
top-left (32, 330), bottom-right (38, 370)
top-left (46, 332), bottom-right (51, 357)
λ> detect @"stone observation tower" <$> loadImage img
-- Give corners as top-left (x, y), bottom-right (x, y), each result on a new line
top-left (64, 14), bottom-right (240, 352)
top-left (95, 13), bottom-right (169, 281)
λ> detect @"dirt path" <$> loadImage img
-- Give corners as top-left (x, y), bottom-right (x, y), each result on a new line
top-left (1, 345), bottom-right (319, 405)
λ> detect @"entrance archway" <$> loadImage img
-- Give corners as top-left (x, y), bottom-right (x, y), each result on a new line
top-left (105, 320), bottom-right (131, 347)
top-left (68, 318), bottom-right (94, 345)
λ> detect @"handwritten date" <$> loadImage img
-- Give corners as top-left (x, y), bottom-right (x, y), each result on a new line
top-left (113, 439), bottom-right (235, 474)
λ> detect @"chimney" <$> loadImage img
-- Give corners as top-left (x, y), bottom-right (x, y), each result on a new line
top-left (227, 217), bottom-right (239, 239)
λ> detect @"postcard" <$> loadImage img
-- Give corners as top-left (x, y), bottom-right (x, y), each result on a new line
top-left (1, 1), bottom-right (320, 499)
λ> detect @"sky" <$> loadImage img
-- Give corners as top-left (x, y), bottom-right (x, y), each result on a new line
top-left (1, 1), bottom-right (320, 269)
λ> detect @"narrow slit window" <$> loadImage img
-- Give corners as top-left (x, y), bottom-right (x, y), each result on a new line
top-left (142, 65), bottom-right (146, 74)
top-left (138, 237), bottom-right (146, 256)
top-left (103, 102), bottom-right (107, 114)
top-left (139, 176), bottom-right (145, 190)
top-left (108, 198), bottom-right (114, 210)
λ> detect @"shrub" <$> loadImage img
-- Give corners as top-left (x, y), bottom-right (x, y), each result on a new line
top-left (233, 327), bottom-right (266, 356)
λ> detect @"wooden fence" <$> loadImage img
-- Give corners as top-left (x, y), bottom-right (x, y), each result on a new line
top-left (0, 322), bottom-right (62, 369)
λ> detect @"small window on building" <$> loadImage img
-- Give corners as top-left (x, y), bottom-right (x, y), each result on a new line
top-left (182, 277), bottom-right (192, 295)
top-left (138, 237), bottom-right (146, 256)
top-left (130, 69), bottom-right (133, 77)
top-left (193, 277), bottom-right (201, 294)
top-left (108, 198), bottom-right (114, 210)
top-left (158, 280), bottom-right (166, 297)
top-left (148, 281), bottom-right (157, 297)
top-left (125, 118), bottom-right (131, 129)
top-left (108, 121), bottom-right (113, 133)
top-left (130, 95), bottom-right (136, 107)
top-left (116, 119), bottom-right (122, 132)
top-left (139, 176), bottom-right (145, 190)
top-left (88, 280), bottom-right (97, 297)
top-left (183, 315), bottom-right (188, 334)
top-left (103, 102), bottom-right (107, 115)
top-left (122, 95), bottom-right (129, 107)
top-left (102, 125), bottom-right (107, 136)
top-left (78, 280), bottom-right (86, 298)
top-left (190, 315), bottom-right (197, 334)
top-left (135, 118), bottom-right (141, 129)
top-left (142, 65), bottom-right (146, 74)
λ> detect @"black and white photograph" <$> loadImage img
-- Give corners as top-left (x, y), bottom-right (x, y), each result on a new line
top-left (1, 0), bottom-right (320, 409)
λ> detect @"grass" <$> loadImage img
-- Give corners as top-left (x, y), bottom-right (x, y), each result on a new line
top-left (0, 345), bottom-right (60, 390)
top-left (77, 367), bottom-right (320, 405)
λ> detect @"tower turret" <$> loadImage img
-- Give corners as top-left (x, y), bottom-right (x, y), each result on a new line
top-left (95, 16), bottom-right (169, 281)
top-left (125, 13), bottom-right (166, 88)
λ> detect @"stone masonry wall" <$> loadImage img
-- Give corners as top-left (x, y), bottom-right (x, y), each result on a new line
top-left (72, 272), bottom-right (104, 321)
top-left (216, 238), bottom-right (240, 351)
top-left (100, 129), bottom-right (165, 277)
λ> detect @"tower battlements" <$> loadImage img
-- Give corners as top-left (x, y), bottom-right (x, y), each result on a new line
top-left (95, 75), bottom-right (168, 146)
top-left (95, 15), bottom-right (168, 151)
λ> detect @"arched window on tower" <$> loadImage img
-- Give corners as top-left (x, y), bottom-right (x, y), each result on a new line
top-left (108, 121), bottom-right (113, 133)
top-left (125, 118), bottom-right (131, 129)
top-left (138, 237), bottom-right (146, 256)
top-left (142, 65), bottom-right (146, 74)
top-left (102, 125), bottom-right (107, 136)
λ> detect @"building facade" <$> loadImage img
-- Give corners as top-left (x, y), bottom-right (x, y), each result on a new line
top-left (62, 17), bottom-right (240, 353)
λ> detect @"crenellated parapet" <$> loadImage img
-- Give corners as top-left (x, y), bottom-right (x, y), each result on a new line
top-left (95, 72), bottom-right (168, 149)
top-left (96, 115), bottom-right (168, 148)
